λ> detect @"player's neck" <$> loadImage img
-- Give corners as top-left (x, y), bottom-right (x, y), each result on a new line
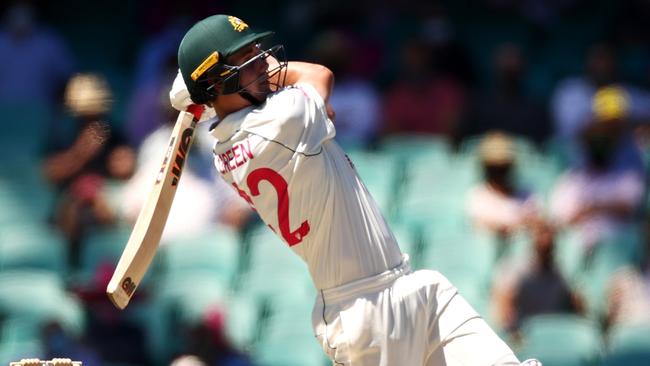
top-left (211, 94), bottom-right (252, 119)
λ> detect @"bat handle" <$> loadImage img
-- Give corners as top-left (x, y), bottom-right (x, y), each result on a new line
top-left (186, 104), bottom-right (205, 121)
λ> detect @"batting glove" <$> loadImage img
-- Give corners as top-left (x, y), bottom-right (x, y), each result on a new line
top-left (169, 69), bottom-right (216, 121)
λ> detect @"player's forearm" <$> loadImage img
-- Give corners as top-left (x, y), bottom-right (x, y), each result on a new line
top-left (285, 62), bottom-right (334, 102)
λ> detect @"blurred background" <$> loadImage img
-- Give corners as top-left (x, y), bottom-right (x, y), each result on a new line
top-left (1, 0), bottom-right (650, 365)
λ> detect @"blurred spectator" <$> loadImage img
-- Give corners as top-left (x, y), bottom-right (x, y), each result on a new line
top-left (550, 43), bottom-right (650, 171)
top-left (125, 53), bottom-right (179, 147)
top-left (552, 43), bottom-right (617, 140)
top-left (481, 0), bottom-right (583, 31)
top-left (43, 73), bottom-right (135, 268)
top-left (125, 18), bottom-right (190, 147)
top-left (491, 221), bottom-right (583, 335)
top-left (74, 262), bottom-right (150, 365)
top-left (41, 321), bottom-right (104, 366)
top-left (466, 132), bottom-right (541, 239)
top-left (171, 308), bottom-right (253, 366)
top-left (605, 216), bottom-right (650, 329)
top-left (550, 86), bottom-right (646, 251)
top-left (381, 38), bottom-right (465, 138)
top-left (120, 87), bottom-right (253, 239)
top-left (0, 1), bottom-right (74, 106)
top-left (462, 43), bottom-right (550, 145)
top-left (308, 30), bottom-right (381, 149)
top-left (170, 355), bottom-right (207, 366)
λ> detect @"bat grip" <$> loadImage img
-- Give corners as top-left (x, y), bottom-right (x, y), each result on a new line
top-left (186, 104), bottom-right (205, 121)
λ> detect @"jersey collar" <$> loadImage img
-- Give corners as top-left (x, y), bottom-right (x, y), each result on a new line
top-left (208, 106), bottom-right (253, 142)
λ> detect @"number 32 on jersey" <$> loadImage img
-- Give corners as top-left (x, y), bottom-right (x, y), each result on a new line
top-left (233, 167), bottom-right (310, 246)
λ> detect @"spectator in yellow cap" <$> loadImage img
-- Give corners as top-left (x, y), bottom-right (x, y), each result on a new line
top-left (550, 85), bottom-right (645, 251)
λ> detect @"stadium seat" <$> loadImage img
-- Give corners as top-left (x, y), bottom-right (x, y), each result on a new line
top-left (0, 339), bottom-right (44, 366)
top-left (389, 220), bottom-right (422, 261)
top-left (237, 225), bottom-right (313, 304)
top-left (146, 271), bottom-right (230, 364)
top-left (576, 227), bottom-right (643, 322)
top-left (222, 292), bottom-right (261, 351)
top-left (0, 270), bottom-right (85, 338)
top-left (419, 226), bottom-right (497, 316)
top-left (379, 134), bottom-right (452, 161)
top-left (346, 149), bottom-right (401, 217)
top-left (554, 228), bottom-right (587, 286)
top-left (253, 295), bottom-right (327, 366)
top-left (158, 225), bottom-right (242, 287)
top-left (516, 314), bottom-right (603, 366)
top-left (542, 137), bottom-right (574, 172)
top-left (77, 225), bottom-right (133, 283)
top-left (0, 103), bottom-right (51, 159)
top-left (253, 329), bottom-right (328, 366)
top-left (602, 323), bottom-right (650, 365)
top-left (0, 175), bottom-right (54, 227)
top-left (515, 155), bottom-right (562, 200)
top-left (0, 223), bottom-right (67, 274)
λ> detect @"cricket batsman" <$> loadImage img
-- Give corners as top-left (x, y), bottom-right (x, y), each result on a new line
top-left (171, 14), bottom-right (542, 366)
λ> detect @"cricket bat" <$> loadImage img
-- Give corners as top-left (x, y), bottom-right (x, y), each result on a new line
top-left (106, 104), bottom-right (204, 309)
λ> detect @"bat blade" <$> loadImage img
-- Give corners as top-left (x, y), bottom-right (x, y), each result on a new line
top-left (106, 105), bottom-right (203, 309)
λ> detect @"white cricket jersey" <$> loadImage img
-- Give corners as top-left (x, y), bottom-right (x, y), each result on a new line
top-left (210, 83), bottom-right (402, 289)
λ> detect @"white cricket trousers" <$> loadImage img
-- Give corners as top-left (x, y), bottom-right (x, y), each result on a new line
top-left (312, 255), bottom-right (521, 366)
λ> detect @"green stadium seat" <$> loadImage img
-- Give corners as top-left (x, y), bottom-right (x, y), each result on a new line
top-left (253, 296), bottom-right (327, 366)
top-left (0, 339), bottom-right (45, 366)
top-left (78, 225), bottom-right (132, 282)
top-left (0, 178), bottom-right (54, 227)
top-left (0, 103), bottom-right (51, 159)
top-left (554, 229), bottom-right (587, 286)
top-left (379, 134), bottom-right (451, 161)
top-left (419, 227), bottom-right (497, 315)
top-left (158, 225), bottom-right (242, 287)
top-left (393, 145), bottom-right (483, 232)
top-left (389, 220), bottom-right (421, 260)
top-left (0, 271), bottom-right (85, 338)
top-left (222, 292), bottom-right (261, 351)
top-left (396, 170), bottom-right (470, 231)
top-left (602, 323), bottom-right (650, 365)
top-left (516, 314), bottom-right (603, 366)
top-left (542, 137), bottom-right (574, 172)
top-left (253, 329), bottom-right (328, 366)
top-left (238, 226), bottom-right (313, 302)
top-left (0, 223), bottom-right (67, 274)
top-left (515, 155), bottom-right (562, 200)
top-left (575, 226), bottom-right (643, 322)
top-left (346, 149), bottom-right (400, 217)
top-left (500, 229), bottom-right (533, 263)
top-left (146, 271), bottom-right (230, 364)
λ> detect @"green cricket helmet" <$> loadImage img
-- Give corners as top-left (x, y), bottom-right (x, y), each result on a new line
top-left (178, 14), bottom-right (286, 105)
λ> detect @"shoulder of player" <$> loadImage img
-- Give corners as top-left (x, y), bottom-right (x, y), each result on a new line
top-left (243, 85), bottom-right (314, 125)
top-left (267, 84), bottom-right (316, 105)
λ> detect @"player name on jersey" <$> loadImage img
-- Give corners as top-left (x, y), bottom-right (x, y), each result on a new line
top-left (216, 139), bottom-right (254, 174)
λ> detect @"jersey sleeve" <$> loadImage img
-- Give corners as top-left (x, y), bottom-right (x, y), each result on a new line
top-left (242, 83), bottom-right (335, 155)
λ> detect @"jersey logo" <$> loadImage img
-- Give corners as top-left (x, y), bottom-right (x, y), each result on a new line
top-left (228, 16), bottom-right (249, 32)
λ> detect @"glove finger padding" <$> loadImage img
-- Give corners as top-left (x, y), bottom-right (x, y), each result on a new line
top-left (169, 69), bottom-right (216, 121)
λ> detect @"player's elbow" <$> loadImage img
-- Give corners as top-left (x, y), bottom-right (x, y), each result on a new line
top-left (315, 64), bottom-right (334, 82)
top-left (312, 64), bottom-right (334, 101)
top-left (320, 64), bottom-right (334, 82)
top-left (287, 61), bottom-right (335, 101)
